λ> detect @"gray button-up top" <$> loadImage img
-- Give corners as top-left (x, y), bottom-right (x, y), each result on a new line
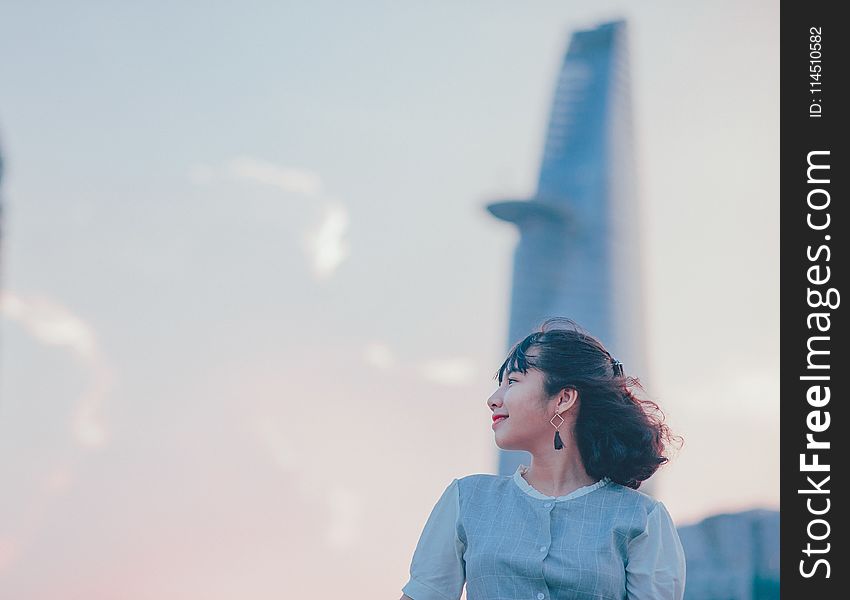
top-left (402, 464), bottom-right (686, 600)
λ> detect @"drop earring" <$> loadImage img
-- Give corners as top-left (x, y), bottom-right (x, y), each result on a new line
top-left (550, 412), bottom-right (565, 450)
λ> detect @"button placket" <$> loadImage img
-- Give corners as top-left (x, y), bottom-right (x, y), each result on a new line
top-left (540, 500), bottom-right (553, 556)
top-left (535, 497), bottom-right (553, 600)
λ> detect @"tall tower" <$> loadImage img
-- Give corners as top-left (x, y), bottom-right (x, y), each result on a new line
top-left (488, 20), bottom-right (650, 477)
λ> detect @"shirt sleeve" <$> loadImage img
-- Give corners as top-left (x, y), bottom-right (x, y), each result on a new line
top-left (401, 478), bottom-right (466, 600)
top-left (625, 500), bottom-right (687, 600)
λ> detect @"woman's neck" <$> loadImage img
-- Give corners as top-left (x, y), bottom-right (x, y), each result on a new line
top-left (521, 452), bottom-right (597, 497)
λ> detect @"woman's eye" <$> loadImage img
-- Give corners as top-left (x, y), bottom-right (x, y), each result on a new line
top-left (507, 378), bottom-right (516, 385)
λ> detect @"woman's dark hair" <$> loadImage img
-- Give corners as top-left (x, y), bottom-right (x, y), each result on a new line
top-left (494, 317), bottom-right (682, 489)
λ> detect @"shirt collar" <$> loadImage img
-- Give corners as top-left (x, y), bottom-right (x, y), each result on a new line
top-left (512, 463), bottom-right (611, 501)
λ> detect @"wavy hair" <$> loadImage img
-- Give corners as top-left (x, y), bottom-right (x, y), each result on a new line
top-left (495, 317), bottom-right (681, 489)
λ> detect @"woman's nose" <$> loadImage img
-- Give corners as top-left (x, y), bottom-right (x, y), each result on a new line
top-left (487, 388), bottom-right (503, 409)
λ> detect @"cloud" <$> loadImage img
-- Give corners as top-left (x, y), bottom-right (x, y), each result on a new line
top-left (418, 357), bottom-right (476, 386)
top-left (226, 157), bottom-right (322, 195)
top-left (188, 157), bottom-right (350, 279)
top-left (1, 291), bottom-right (97, 360)
top-left (362, 342), bottom-right (395, 370)
top-left (0, 290), bottom-right (111, 448)
top-left (304, 203), bottom-right (350, 280)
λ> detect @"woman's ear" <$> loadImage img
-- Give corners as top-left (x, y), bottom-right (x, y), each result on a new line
top-left (557, 388), bottom-right (579, 414)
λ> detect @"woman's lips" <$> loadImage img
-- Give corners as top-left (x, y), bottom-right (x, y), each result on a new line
top-left (492, 416), bottom-right (508, 428)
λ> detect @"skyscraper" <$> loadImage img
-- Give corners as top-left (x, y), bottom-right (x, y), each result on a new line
top-left (487, 20), bottom-right (650, 478)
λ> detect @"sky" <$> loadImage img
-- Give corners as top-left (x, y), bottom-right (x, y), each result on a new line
top-left (0, 1), bottom-right (778, 598)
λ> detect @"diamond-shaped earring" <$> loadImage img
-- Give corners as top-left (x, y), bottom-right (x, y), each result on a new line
top-left (550, 413), bottom-right (565, 450)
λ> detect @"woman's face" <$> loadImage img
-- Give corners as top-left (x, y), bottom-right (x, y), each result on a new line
top-left (487, 366), bottom-right (554, 451)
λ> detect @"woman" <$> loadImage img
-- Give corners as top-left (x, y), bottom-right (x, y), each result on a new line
top-left (400, 317), bottom-right (686, 600)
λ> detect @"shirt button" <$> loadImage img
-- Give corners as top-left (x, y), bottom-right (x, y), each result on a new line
top-left (539, 545), bottom-right (547, 552)
top-left (544, 502), bottom-right (552, 508)
top-left (537, 593), bottom-right (545, 600)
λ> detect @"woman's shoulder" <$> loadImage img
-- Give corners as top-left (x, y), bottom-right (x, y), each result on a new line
top-left (565, 481), bottom-right (665, 544)
top-left (453, 471), bottom-right (513, 495)
top-left (456, 470), bottom-right (503, 480)
top-left (456, 471), bottom-right (510, 485)
top-left (600, 480), bottom-right (663, 519)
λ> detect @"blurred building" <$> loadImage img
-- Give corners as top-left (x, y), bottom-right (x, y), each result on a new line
top-left (678, 509), bottom-right (780, 599)
top-left (487, 20), bottom-right (649, 479)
